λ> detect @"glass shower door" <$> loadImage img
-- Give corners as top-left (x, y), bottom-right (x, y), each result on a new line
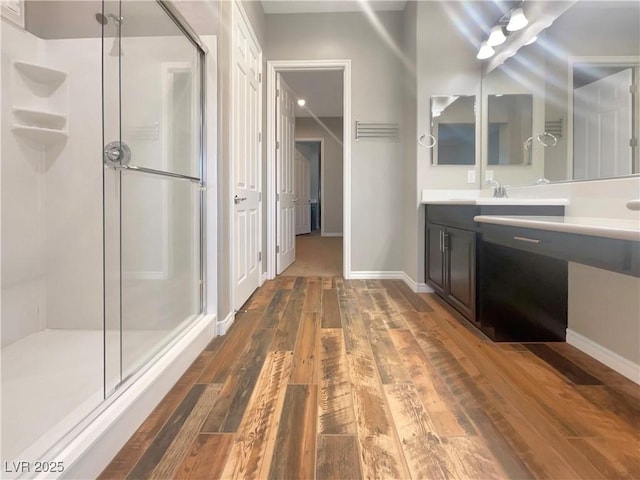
top-left (103, 0), bottom-right (204, 394)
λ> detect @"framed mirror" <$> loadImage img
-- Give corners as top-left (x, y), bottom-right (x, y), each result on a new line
top-left (480, 0), bottom-right (640, 186)
top-left (430, 95), bottom-right (476, 165)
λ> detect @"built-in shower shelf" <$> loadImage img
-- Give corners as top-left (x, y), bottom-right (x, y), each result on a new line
top-left (12, 125), bottom-right (68, 146)
top-left (13, 107), bottom-right (67, 130)
top-left (13, 61), bottom-right (67, 87)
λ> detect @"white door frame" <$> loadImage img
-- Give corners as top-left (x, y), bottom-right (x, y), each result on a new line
top-left (295, 137), bottom-right (324, 234)
top-left (567, 56), bottom-right (639, 179)
top-left (266, 60), bottom-right (351, 280)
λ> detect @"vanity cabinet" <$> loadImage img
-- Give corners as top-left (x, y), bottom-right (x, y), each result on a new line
top-left (424, 203), bottom-right (565, 339)
top-left (426, 223), bottom-right (476, 322)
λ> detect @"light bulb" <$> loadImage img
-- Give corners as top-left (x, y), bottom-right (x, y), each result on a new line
top-left (297, 99), bottom-right (306, 107)
top-left (477, 41), bottom-right (495, 60)
top-left (524, 35), bottom-right (538, 46)
top-left (487, 26), bottom-right (506, 47)
top-left (507, 7), bottom-right (528, 32)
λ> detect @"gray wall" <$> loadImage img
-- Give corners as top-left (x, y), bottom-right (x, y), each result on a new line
top-left (407, 1), bottom-right (482, 284)
top-left (266, 11), bottom-right (405, 273)
top-left (295, 117), bottom-right (344, 235)
top-left (402, 1), bottom-right (418, 284)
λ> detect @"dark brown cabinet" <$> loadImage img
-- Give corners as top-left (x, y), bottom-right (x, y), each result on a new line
top-left (426, 223), bottom-right (475, 322)
top-left (424, 203), bottom-right (566, 340)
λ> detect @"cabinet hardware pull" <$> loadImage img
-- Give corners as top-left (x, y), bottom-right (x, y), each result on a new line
top-left (439, 230), bottom-right (443, 251)
top-left (443, 233), bottom-right (449, 251)
top-left (513, 236), bottom-right (541, 244)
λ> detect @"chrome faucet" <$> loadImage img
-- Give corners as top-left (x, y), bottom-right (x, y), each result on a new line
top-left (485, 178), bottom-right (508, 198)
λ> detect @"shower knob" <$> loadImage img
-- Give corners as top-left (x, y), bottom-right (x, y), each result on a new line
top-left (103, 141), bottom-right (131, 167)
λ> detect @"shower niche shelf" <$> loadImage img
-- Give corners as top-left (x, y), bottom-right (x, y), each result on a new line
top-left (12, 125), bottom-right (68, 146)
top-left (12, 59), bottom-right (69, 148)
top-left (13, 61), bottom-right (67, 87)
top-left (13, 107), bottom-right (67, 130)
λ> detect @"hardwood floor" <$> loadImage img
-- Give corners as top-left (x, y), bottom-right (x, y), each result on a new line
top-left (100, 277), bottom-right (640, 480)
top-left (281, 232), bottom-right (342, 277)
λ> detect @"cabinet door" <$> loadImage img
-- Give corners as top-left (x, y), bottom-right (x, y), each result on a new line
top-left (426, 223), bottom-right (445, 294)
top-left (445, 227), bottom-right (476, 320)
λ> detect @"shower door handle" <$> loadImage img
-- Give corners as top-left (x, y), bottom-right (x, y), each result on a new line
top-left (103, 141), bottom-right (131, 166)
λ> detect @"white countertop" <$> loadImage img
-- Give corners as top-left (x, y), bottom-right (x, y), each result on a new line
top-left (423, 198), bottom-right (569, 206)
top-left (474, 215), bottom-right (640, 242)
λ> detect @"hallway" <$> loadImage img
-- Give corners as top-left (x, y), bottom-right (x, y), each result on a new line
top-left (281, 232), bottom-right (342, 277)
top-left (100, 277), bottom-right (639, 479)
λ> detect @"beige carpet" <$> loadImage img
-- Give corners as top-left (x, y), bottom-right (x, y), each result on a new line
top-left (281, 231), bottom-right (342, 277)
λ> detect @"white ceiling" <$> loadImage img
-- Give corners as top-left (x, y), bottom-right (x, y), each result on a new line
top-left (281, 70), bottom-right (344, 118)
top-left (262, 0), bottom-right (407, 15)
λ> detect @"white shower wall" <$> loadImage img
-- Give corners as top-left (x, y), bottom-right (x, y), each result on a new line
top-left (2, 21), bottom-right (49, 347)
top-left (2, 26), bottom-right (201, 342)
top-left (42, 37), bottom-right (103, 331)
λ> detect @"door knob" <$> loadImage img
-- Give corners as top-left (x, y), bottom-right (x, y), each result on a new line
top-left (234, 195), bottom-right (247, 204)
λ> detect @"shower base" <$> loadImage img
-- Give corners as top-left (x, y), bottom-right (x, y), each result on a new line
top-left (1, 328), bottom-right (169, 463)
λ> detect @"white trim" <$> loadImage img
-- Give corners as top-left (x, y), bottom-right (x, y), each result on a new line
top-left (266, 59), bottom-right (351, 280)
top-left (566, 56), bottom-right (640, 180)
top-left (321, 232), bottom-right (343, 237)
top-left (401, 272), bottom-right (434, 293)
top-left (40, 314), bottom-right (216, 480)
top-left (217, 310), bottom-right (235, 336)
top-left (261, 271), bottom-right (268, 285)
top-left (566, 329), bottom-right (640, 385)
top-left (349, 271), bottom-right (404, 280)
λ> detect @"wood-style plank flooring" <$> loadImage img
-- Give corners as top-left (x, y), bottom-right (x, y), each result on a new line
top-left (100, 277), bottom-right (640, 479)
top-left (281, 232), bottom-right (342, 277)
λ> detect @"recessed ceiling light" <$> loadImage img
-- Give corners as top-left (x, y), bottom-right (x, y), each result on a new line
top-left (297, 99), bottom-right (306, 107)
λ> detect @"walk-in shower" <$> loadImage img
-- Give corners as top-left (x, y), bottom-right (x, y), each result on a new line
top-left (1, 0), bottom-right (206, 470)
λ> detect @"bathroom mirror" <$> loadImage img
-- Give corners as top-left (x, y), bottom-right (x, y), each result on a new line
top-left (480, 0), bottom-right (640, 186)
top-left (430, 95), bottom-right (476, 165)
top-left (487, 94), bottom-right (532, 166)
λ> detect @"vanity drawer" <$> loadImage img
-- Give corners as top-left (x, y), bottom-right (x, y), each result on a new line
top-left (426, 205), bottom-right (479, 230)
top-left (481, 224), bottom-right (640, 277)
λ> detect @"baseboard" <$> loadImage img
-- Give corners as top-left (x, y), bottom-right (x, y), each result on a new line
top-left (217, 310), bottom-right (235, 336)
top-left (401, 272), bottom-right (434, 293)
top-left (566, 329), bottom-right (640, 385)
top-left (54, 314), bottom-right (216, 480)
top-left (349, 271), bottom-right (404, 280)
top-left (348, 271), bottom-right (434, 294)
top-left (260, 272), bottom-right (268, 285)
top-left (321, 232), bottom-right (343, 237)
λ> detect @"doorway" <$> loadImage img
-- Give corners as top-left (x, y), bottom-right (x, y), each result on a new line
top-left (266, 60), bottom-right (351, 279)
top-left (295, 140), bottom-right (321, 234)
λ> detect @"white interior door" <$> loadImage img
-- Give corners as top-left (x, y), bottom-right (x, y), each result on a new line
top-left (574, 68), bottom-right (633, 179)
top-left (232, 2), bottom-right (261, 310)
top-left (276, 74), bottom-right (296, 274)
top-left (295, 149), bottom-right (311, 235)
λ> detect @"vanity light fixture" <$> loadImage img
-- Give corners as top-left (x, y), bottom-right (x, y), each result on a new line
top-left (478, 4), bottom-right (529, 60)
top-left (487, 26), bottom-right (507, 46)
top-left (477, 41), bottom-right (495, 60)
top-left (297, 98), bottom-right (306, 107)
top-left (524, 35), bottom-right (538, 46)
top-left (506, 7), bottom-right (529, 32)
